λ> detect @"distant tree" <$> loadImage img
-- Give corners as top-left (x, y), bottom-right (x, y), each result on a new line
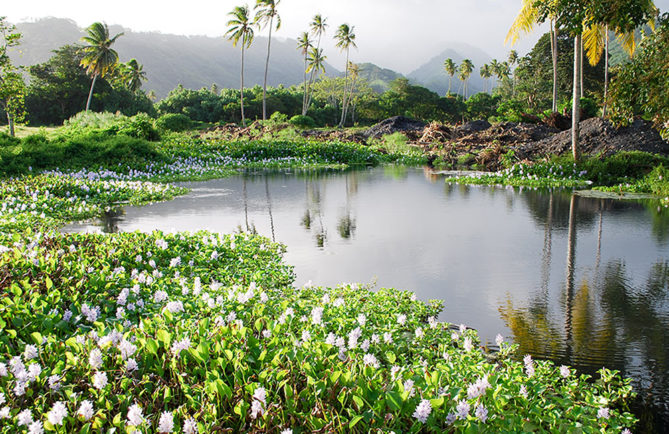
top-left (296, 32), bottom-right (311, 115)
top-left (255, 0), bottom-right (281, 121)
top-left (147, 90), bottom-right (157, 101)
top-left (116, 58), bottom-right (147, 93)
top-left (489, 59), bottom-right (501, 90)
top-left (210, 83), bottom-right (220, 95)
top-left (458, 59), bottom-right (474, 99)
top-left (0, 17), bottom-right (25, 136)
top-left (443, 58), bottom-right (457, 95)
top-left (335, 23), bottom-right (357, 128)
top-left (479, 64), bottom-right (492, 93)
top-left (226, 5), bottom-right (255, 126)
top-left (80, 22), bottom-right (124, 112)
top-left (304, 14), bottom-right (328, 115)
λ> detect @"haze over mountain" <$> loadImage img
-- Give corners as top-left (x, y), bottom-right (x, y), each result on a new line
top-left (10, 17), bottom-right (498, 100)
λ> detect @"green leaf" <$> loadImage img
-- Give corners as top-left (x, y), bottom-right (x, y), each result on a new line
top-left (145, 339), bottom-right (159, 356)
top-left (30, 332), bottom-right (43, 345)
top-left (156, 329), bottom-right (171, 349)
top-left (349, 415), bottom-right (364, 429)
top-left (45, 276), bottom-right (53, 290)
top-left (386, 391), bottom-right (402, 411)
top-left (430, 397), bottom-right (445, 409)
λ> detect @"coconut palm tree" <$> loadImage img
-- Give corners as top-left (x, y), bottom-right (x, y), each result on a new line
top-left (80, 22), bottom-right (124, 112)
top-left (489, 59), bottom-right (501, 90)
top-left (506, 0), bottom-right (559, 112)
top-left (226, 5), bottom-right (255, 127)
top-left (124, 59), bottom-right (146, 92)
top-left (303, 14), bottom-right (328, 115)
top-left (306, 47), bottom-right (327, 76)
top-left (443, 58), bottom-right (457, 95)
top-left (297, 32), bottom-right (311, 114)
top-left (255, 0), bottom-right (281, 121)
top-left (459, 59), bottom-right (474, 99)
top-left (479, 64), bottom-right (492, 93)
top-left (335, 24), bottom-right (356, 128)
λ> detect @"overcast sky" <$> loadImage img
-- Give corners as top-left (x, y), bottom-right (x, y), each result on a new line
top-left (5, 0), bottom-right (669, 73)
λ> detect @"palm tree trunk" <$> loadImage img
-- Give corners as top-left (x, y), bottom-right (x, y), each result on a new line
top-left (572, 34), bottom-right (582, 162)
top-left (302, 52), bottom-right (308, 114)
top-left (7, 112), bottom-right (15, 137)
top-left (262, 17), bottom-right (273, 121)
top-left (241, 45), bottom-right (246, 127)
top-left (447, 76), bottom-right (452, 95)
top-left (551, 21), bottom-right (559, 112)
top-left (338, 49), bottom-right (350, 128)
top-left (85, 74), bottom-right (98, 112)
top-left (579, 37), bottom-right (584, 99)
top-left (603, 26), bottom-right (609, 117)
top-left (304, 34), bottom-right (323, 116)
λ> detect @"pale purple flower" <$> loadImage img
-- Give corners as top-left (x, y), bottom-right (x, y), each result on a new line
top-left (253, 386), bottom-right (267, 405)
top-left (301, 330), bottom-right (311, 342)
top-left (361, 339), bottom-right (370, 352)
top-left (171, 337), bottom-right (191, 357)
top-left (250, 400), bottom-right (264, 419)
top-left (0, 407), bottom-right (9, 419)
top-left (357, 314), bottom-right (366, 327)
top-left (183, 418), bottom-right (198, 434)
top-left (153, 290), bottom-right (168, 303)
top-left (119, 340), bottom-right (137, 360)
top-left (166, 301), bottom-right (184, 313)
top-left (126, 358), bottom-right (139, 372)
top-left (28, 421), bottom-right (44, 434)
top-left (0, 392), bottom-right (4, 405)
top-left (383, 332), bottom-right (393, 343)
top-left (475, 404), bottom-right (488, 422)
top-left (456, 400), bottom-right (470, 420)
top-left (415, 327), bottom-right (424, 339)
top-left (413, 399), bottom-right (432, 423)
top-left (459, 324), bottom-right (467, 333)
top-left (333, 297), bottom-right (344, 307)
top-left (158, 411), bottom-right (174, 432)
top-left (89, 349), bottom-right (103, 369)
top-left (0, 362), bottom-right (7, 377)
top-left (27, 363), bottom-right (42, 381)
top-left (467, 375), bottom-right (491, 399)
top-left (559, 365), bottom-right (570, 378)
top-left (463, 337), bottom-right (473, 352)
top-left (428, 316), bottom-right (438, 329)
top-left (24, 344), bottom-right (38, 360)
top-left (18, 409), bottom-right (33, 426)
top-left (48, 375), bottom-right (61, 390)
top-left (597, 407), bottom-right (610, 419)
top-left (281, 430), bottom-right (293, 434)
top-left (495, 334), bottom-right (504, 347)
top-left (325, 332), bottom-right (337, 346)
top-left (47, 401), bottom-right (67, 425)
top-left (77, 400), bottom-right (94, 420)
top-left (403, 379), bottom-right (415, 397)
top-left (519, 384), bottom-right (528, 398)
top-left (446, 413), bottom-right (456, 424)
top-left (397, 314), bottom-right (407, 325)
top-left (348, 327), bottom-right (362, 349)
top-left (311, 307), bottom-right (324, 325)
top-left (363, 353), bottom-right (379, 368)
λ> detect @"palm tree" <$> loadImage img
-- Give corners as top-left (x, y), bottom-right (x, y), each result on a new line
top-left (124, 59), bottom-right (146, 92)
top-left (346, 62), bottom-right (360, 124)
top-left (306, 47), bottom-right (327, 76)
top-left (443, 58), bottom-right (457, 95)
top-left (459, 59), bottom-right (474, 99)
top-left (335, 24), bottom-right (356, 128)
top-left (80, 22), bottom-right (124, 112)
top-left (489, 59), bottom-right (501, 90)
top-left (226, 5), bottom-right (255, 127)
top-left (508, 50), bottom-right (519, 96)
top-left (506, 0), bottom-right (559, 112)
top-left (254, 0), bottom-right (281, 121)
top-left (304, 14), bottom-right (328, 115)
top-left (479, 64), bottom-right (492, 93)
top-left (297, 32), bottom-right (311, 115)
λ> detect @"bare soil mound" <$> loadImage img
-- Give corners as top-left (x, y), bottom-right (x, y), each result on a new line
top-left (364, 116), bottom-right (427, 140)
top-left (300, 130), bottom-right (367, 144)
top-left (517, 118), bottom-right (669, 158)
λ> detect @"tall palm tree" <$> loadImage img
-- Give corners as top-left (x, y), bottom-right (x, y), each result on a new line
top-left (489, 59), bottom-right (501, 90)
top-left (124, 59), bottom-right (146, 92)
top-left (304, 14), bottom-right (328, 115)
top-left (508, 50), bottom-right (519, 96)
top-left (335, 23), bottom-right (356, 128)
top-left (443, 58), bottom-right (457, 95)
top-left (346, 62), bottom-right (360, 124)
top-left (226, 5), bottom-right (255, 127)
top-left (506, 0), bottom-right (559, 111)
top-left (459, 59), bottom-right (474, 99)
top-left (80, 22), bottom-right (124, 112)
top-left (297, 32), bottom-right (311, 115)
top-left (479, 64), bottom-right (492, 93)
top-left (255, 0), bottom-right (281, 121)
top-left (306, 47), bottom-right (327, 76)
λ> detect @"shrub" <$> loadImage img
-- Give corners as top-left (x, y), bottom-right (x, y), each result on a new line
top-left (155, 113), bottom-right (193, 132)
top-left (289, 115), bottom-right (316, 129)
top-left (116, 113), bottom-right (161, 141)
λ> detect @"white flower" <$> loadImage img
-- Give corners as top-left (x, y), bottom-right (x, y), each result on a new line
top-left (47, 401), bottom-right (67, 425)
top-left (171, 337), bottom-right (191, 357)
top-left (0, 363), bottom-right (7, 377)
top-left (0, 406), bottom-right (9, 419)
top-left (119, 340), bottom-right (137, 360)
top-left (17, 409), bottom-right (33, 426)
top-left (463, 337), bottom-right (473, 352)
top-left (428, 316), bottom-right (438, 329)
top-left (77, 400), bottom-right (94, 421)
top-left (253, 386), bottom-right (267, 405)
top-left (519, 384), bottom-right (528, 398)
top-left (467, 375), bottom-right (491, 399)
top-left (361, 339), bottom-right (370, 352)
top-left (456, 400), bottom-right (470, 419)
top-left (383, 332), bottom-right (393, 343)
top-left (311, 307), bottom-right (324, 325)
top-left (0, 392), bottom-right (4, 406)
top-left (281, 430), bottom-right (292, 434)
top-left (24, 344), bottom-right (39, 360)
top-left (325, 332), bottom-right (337, 346)
top-left (397, 314), bottom-right (406, 325)
top-left (184, 418), bottom-right (198, 434)
top-left (28, 421), bottom-right (44, 434)
top-left (301, 330), bottom-right (311, 342)
top-left (363, 353), bottom-right (379, 368)
top-left (153, 290), bottom-right (168, 303)
top-left (48, 375), bottom-right (61, 390)
top-left (403, 379), bottom-right (415, 397)
top-left (333, 297), bottom-right (344, 307)
top-left (495, 334), bottom-right (504, 346)
top-left (559, 365), bottom-right (570, 378)
top-left (459, 324), bottom-right (467, 333)
top-left (126, 358), bottom-right (139, 372)
top-left (92, 371), bottom-right (108, 390)
top-left (348, 327), bottom-right (362, 349)
top-left (158, 411), bottom-right (174, 433)
top-left (89, 349), bottom-right (103, 369)
top-left (597, 407), bottom-right (610, 419)
top-left (415, 327), bottom-right (424, 339)
top-left (357, 314), bottom-right (366, 326)
top-left (127, 404), bottom-right (144, 426)
top-left (250, 400), bottom-right (264, 419)
top-left (27, 363), bottom-right (42, 381)
top-left (413, 399), bottom-right (432, 423)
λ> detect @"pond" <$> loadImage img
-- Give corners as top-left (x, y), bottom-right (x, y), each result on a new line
top-left (64, 166), bottom-right (669, 431)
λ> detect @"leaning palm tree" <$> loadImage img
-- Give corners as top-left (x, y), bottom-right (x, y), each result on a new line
top-left (459, 59), bottom-right (474, 99)
top-left (335, 23), bottom-right (356, 128)
top-left (226, 5), bottom-right (255, 127)
top-left (254, 0), bottom-right (281, 121)
top-left (297, 32), bottom-right (311, 115)
top-left (304, 14), bottom-right (328, 115)
top-left (80, 22), bottom-right (124, 112)
top-left (443, 58), bottom-right (457, 95)
top-left (124, 59), bottom-right (147, 92)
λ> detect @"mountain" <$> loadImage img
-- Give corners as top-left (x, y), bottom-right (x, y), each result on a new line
top-left (356, 63), bottom-right (404, 93)
top-left (9, 18), bottom-right (340, 99)
top-left (408, 43), bottom-right (495, 97)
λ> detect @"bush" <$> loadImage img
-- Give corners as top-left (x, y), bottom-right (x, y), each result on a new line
top-left (61, 112), bottom-right (160, 141)
top-left (155, 113), bottom-right (193, 132)
top-left (116, 113), bottom-right (161, 141)
top-left (289, 114), bottom-right (316, 129)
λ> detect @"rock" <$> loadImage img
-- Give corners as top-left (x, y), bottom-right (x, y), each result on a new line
top-left (364, 116), bottom-right (427, 139)
top-left (518, 117), bottom-right (669, 158)
top-left (453, 120), bottom-right (491, 137)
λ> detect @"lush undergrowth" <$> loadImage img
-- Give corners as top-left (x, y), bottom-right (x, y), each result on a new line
top-left (0, 231), bottom-right (636, 433)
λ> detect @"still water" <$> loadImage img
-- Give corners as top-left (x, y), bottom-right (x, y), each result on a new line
top-left (65, 167), bottom-right (669, 431)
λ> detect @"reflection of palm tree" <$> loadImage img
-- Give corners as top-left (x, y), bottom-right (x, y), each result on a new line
top-left (564, 194), bottom-right (578, 360)
top-left (302, 178), bottom-right (327, 248)
top-left (338, 172), bottom-right (357, 239)
top-left (100, 209), bottom-right (123, 233)
top-left (540, 192), bottom-right (554, 296)
top-left (243, 176), bottom-right (250, 232)
top-left (265, 177), bottom-right (275, 242)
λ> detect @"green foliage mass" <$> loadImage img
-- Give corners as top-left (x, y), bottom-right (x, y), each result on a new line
top-left (155, 113), bottom-right (192, 132)
top-left (288, 115), bottom-right (316, 129)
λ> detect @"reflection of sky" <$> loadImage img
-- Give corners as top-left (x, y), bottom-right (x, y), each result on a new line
top-left (64, 168), bottom-right (669, 346)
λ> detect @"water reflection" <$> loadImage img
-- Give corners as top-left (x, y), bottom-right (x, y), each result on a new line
top-left (64, 168), bottom-right (669, 429)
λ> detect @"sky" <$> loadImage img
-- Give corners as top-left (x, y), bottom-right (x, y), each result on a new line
top-left (5, 0), bottom-right (669, 74)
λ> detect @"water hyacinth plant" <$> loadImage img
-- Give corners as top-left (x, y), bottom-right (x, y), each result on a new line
top-left (447, 162), bottom-right (593, 189)
top-left (0, 230), bottom-right (637, 432)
